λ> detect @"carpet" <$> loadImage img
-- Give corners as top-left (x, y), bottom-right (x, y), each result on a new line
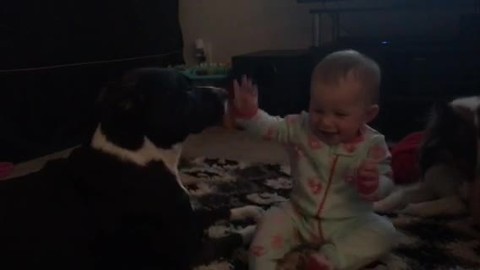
top-left (180, 157), bottom-right (480, 270)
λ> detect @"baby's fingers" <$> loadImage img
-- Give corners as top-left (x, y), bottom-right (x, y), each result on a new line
top-left (234, 79), bottom-right (240, 91)
top-left (358, 171), bottom-right (378, 181)
top-left (247, 77), bottom-right (254, 91)
top-left (252, 84), bottom-right (259, 99)
top-left (360, 159), bottom-right (379, 172)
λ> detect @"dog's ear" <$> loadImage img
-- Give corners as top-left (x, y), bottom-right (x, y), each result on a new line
top-left (431, 100), bottom-right (452, 118)
top-left (97, 72), bottom-right (145, 113)
top-left (426, 100), bottom-right (457, 130)
top-left (95, 72), bottom-right (146, 150)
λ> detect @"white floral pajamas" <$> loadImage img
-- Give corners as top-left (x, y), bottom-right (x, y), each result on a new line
top-left (238, 110), bottom-right (397, 270)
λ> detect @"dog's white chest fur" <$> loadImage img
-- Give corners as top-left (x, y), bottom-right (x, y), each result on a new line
top-left (451, 96), bottom-right (480, 124)
top-left (450, 96), bottom-right (480, 169)
top-left (91, 126), bottom-right (186, 192)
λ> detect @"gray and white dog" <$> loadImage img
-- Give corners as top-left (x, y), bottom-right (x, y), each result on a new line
top-left (374, 96), bottom-right (480, 218)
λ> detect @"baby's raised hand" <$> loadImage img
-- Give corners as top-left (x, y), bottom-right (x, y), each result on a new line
top-left (355, 159), bottom-right (380, 196)
top-left (231, 75), bottom-right (259, 118)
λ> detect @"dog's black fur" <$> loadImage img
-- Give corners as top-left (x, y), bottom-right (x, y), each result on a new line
top-left (0, 68), bottom-right (244, 270)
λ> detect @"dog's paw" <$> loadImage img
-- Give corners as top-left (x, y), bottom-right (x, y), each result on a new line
top-left (373, 201), bottom-right (394, 214)
top-left (399, 204), bottom-right (432, 217)
top-left (230, 205), bottom-right (265, 222)
top-left (398, 204), bottom-right (418, 216)
top-left (373, 189), bottom-right (406, 214)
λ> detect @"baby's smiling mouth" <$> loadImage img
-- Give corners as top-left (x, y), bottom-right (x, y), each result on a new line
top-left (318, 130), bottom-right (337, 137)
top-left (315, 130), bottom-right (339, 143)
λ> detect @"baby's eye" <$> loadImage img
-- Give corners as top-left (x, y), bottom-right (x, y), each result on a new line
top-left (335, 112), bottom-right (348, 117)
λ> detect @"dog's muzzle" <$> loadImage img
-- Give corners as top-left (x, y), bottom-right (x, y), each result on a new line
top-left (198, 86), bottom-right (228, 100)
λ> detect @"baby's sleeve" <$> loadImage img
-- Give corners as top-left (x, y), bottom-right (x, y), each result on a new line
top-left (236, 110), bottom-right (300, 145)
top-left (364, 134), bottom-right (395, 201)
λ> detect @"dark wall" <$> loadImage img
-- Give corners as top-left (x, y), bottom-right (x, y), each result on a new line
top-left (1, 0), bottom-right (183, 68)
top-left (0, 0), bottom-right (184, 162)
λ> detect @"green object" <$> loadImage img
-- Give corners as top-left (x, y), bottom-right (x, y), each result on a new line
top-left (181, 68), bottom-right (227, 80)
top-left (178, 64), bottom-right (229, 80)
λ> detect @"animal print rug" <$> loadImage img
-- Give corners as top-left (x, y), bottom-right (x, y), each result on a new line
top-left (180, 157), bottom-right (480, 270)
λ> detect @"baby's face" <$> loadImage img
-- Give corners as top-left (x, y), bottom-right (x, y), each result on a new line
top-left (308, 75), bottom-right (377, 145)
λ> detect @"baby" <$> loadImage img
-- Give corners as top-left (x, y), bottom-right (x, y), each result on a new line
top-left (229, 50), bottom-right (398, 270)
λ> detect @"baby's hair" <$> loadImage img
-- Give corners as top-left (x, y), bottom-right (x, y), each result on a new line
top-left (311, 49), bottom-right (381, 104)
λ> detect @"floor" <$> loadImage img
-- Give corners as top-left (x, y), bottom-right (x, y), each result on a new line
top-left (7, 127), bottom-right (290, 179)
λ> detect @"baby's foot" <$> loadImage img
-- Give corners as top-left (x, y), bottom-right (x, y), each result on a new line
top-left (306, 253), bottom-right (334, 270)
top-left (230, 205), bottom-right (265, 222)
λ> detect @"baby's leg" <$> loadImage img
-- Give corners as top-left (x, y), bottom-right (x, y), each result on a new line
top-left (248, 202), bottom-right (301, 270)
top-left (319, 213), bottom-right (398, 270)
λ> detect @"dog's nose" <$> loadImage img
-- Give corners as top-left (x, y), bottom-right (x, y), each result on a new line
top-left (198, 86), bottom-right (228, 100)
top-left (209, 86), bottom-right (227, 95)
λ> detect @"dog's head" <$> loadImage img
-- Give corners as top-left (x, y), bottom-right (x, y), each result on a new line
top-left (96, 68), bottom-right (227, 150)
top-left (420, 96), bottom-right (480, 180)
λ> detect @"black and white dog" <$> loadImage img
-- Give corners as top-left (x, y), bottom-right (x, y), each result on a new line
top-left (0, 68), bottom-right (261, 270)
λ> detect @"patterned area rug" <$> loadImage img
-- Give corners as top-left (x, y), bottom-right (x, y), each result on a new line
top-left (180, 157), bottom-right (480, 270)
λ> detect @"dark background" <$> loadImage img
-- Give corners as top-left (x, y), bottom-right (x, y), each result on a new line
top-left (0, 0), bottom-right (184, 162)
top-left (232, 1), bottom-right (480, 142)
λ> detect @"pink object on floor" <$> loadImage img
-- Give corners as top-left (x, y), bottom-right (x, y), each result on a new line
top-left (306, 254), bottom-right (334, 270)
top-left (391, 131), bottom-right (424, 184)
top-left (0, 162), bottom-right (15, 180)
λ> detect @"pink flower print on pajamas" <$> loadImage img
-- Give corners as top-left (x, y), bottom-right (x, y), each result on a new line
top-left (308, 135), bottom-right (323, 150)
top-left (271, 234), bottom-right (284, 250)
top-left (343, 134), bottom-right (365, 153)
top-left (251, 245), bottom-right (266, 257)
top-left (308, 230), bottom-right (324, 246)
top-left (368, 145), bottom-right (387, 161)
top-left (356, 173), bottom-right (379, 195)
top-left (343, 143), bottom-right (357, 153)
top-left (293, 145), bottom-right (305, 160)
top-left (263, 126), bottom-right (277, 141)
top-left (286, 114), bottom-right (300, 125)
top-left (344, 174), bottom-right (355, 185)
top-left (308, 178), bottom-right (323, 195)
top-left (343, 166), bottom-right (358, 185)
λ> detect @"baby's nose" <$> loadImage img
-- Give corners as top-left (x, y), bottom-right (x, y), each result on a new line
top-left (319, 115), bottom-right (335, 128)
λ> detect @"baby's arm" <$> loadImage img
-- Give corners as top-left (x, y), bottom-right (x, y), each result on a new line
top-left (229, 75), bottom-right (297, 144)
top-left (355, 135), bottom-right (394, 201)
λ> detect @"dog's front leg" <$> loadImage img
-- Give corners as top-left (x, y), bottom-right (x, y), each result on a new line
top-left (400, 196), bottom-right (467, 217)
top-left (471, 177), bottom-right (480, 226)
